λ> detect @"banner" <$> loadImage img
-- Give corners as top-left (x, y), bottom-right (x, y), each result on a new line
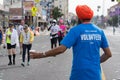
top-left (23, 1), bottom-right (34, 10)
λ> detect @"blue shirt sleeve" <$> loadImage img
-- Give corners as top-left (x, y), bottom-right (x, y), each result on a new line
top-left (101, 30), bottom-right (109, 48)
top-left (60, 28), bottom-right (77, 48)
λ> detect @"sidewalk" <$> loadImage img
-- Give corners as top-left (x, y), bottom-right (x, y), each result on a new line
top-left (103, 26), bottom-right (120, 36)
top-left (0, 26), bottom-right (119, 56)
top-left (0, 46), bottom-right (20, 57)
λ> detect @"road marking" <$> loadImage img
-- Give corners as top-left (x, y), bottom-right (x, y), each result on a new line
top-left (101, 67), bottom-right (106, 80)
top-left (102, 71), bottom-right (106, 80)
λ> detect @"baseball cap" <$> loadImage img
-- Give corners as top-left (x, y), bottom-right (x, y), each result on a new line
top-left (52, 19), bottom-right (57, 23)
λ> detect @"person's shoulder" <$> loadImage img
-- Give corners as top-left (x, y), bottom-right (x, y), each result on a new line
top-left (91, 24), bottom-right (104, 34)
top-left (92, 24), bottom-right (103, 31)
top-left (71, 24), bottom-right (81, 30)
top-left (56, 25), bottom-right (59, 27)
top-left (68, 26), bottom-right (77, 33)
top-left (19, 25), bottom-right (23, 27)
top-left (13, 28), bottom-right (16, 31)
top-left (21, 30), bottom-right (25, 34)
top-left (6, 28), bottom-right (9, 32)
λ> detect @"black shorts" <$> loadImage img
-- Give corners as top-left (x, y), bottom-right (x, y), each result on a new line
top-left (51, 37), bottom-right (57, 44)
top-left (7, 43), bottom-right (16, 49)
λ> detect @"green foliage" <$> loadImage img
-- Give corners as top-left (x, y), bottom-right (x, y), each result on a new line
top-left (112, 15), bottom-right (118, 26)
top-left (52, 7), bottom-right (64, 20)
top-left (108, 15), bottom-right (118, 27)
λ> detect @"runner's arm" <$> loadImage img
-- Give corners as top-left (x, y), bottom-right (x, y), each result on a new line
top-left (100, 47), bottom-right (112, 63)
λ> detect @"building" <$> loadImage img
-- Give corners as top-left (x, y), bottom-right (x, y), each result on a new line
top-left (3, 0), bottom-right (43, 27)
top-left (54, 0), bottom-right (68, 19)
top-left (107, 2), bottom-right (120, 26)
top-left (108, 3), bottom-right (120, 17)
top-left (0, 4), bottom-right (9, 31)
top-left (3, 0), bottom-right (21, 11)
top-left (40, 0), bottom-right (68, 21)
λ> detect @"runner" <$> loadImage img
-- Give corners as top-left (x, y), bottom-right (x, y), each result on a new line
top-left (5, 23), bottom-right (19, 65)
top-left (20, 24), bottom-right (34, 67)
top-left (48, 19), bottom-right (60, 49)
top-left (58, 19), bottom-right (67, 46)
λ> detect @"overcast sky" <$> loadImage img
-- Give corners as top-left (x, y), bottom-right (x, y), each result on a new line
top-left (0, 0), bottom-right (3, 4)
top-left (69, 0), bottom-right (117, 16)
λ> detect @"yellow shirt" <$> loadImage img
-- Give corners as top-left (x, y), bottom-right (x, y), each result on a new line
top-left (20, 30), bottom-right (34, 44)
top-left (6, 29), bottom-right (12, 44)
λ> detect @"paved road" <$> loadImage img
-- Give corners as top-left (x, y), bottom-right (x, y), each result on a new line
top-left (0, 27), bottom-right (120, 80)
top-left (102, 27), bottom-right (120, 80)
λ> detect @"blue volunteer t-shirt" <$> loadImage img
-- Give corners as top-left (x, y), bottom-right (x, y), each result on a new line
top-left (61, 23), bottom-right (109, 80)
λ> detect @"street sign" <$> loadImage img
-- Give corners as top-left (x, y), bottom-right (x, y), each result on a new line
top-left (34, 0), bottom-right (40, 3)
top-left (32, 12), bottom-right (36, 16)
top-left (31, 6), bottom-right (37, 12)
top-left (23, 1), bottom-right (34, 10)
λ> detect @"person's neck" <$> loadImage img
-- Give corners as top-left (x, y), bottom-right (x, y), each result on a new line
top-left (83, 21), bottom-right (90, 24)
top-left (81, 20), bottom-right (91, 24)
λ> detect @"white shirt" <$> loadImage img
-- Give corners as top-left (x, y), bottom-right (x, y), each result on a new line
top-left (50, 24), bottom-right (60, 38)
top-left (21, 31), bottom-right (31, 44)
top-left (17, 25), bottom-right (23, 36)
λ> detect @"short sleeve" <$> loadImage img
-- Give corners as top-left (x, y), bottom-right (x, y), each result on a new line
top-left (101, 30), bottom-right (109, 48)
top-left (60, 28), bottom-right (77, 48)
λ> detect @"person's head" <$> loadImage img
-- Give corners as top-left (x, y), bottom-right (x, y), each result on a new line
top-left (59, 19), bottom-right (64, 25)
top-left (76, 5), bottom-right (93, 23)
top-left (23, 24), bottom-right (29, 32)
top-left (51, 19), bottom-right (57, 26)
top-left (9, 23), bottom-right (14, 29)
top-left (50, 20), bottom-right (53, 24)
top-left (21, 20), bottom-right (25, 25)
top-left (53, 19), bottom-right (57, 25)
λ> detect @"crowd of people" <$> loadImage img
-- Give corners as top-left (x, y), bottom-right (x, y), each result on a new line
top-left (0, 18), bottom-right (67, 66)
top-left (0, 20), bottom-right (34, 67)
top-left (0, 4), bottom-right (112, 80)
top-left (48, 19), bottom-right (67, 49)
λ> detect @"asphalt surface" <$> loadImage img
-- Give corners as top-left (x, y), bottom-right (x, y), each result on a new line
top-left (0, 27), bottom-right (120, 80)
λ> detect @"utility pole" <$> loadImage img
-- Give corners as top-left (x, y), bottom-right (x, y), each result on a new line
top-left (22, 0), bottom-right (24, 20)
top-left (11, 0), bottom-right (13, 5)
top-left (102, 0), bottom-right (105, 15)
top-left (118, 6), bottom-right (120, 27)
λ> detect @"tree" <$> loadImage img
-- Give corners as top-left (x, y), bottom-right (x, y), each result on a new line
top-left (107, 15), bottom-right (118, 27)
top-left (52, 7), bottom-right (63, 20)
top-left (112, 15), bottom-right (118, 27)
